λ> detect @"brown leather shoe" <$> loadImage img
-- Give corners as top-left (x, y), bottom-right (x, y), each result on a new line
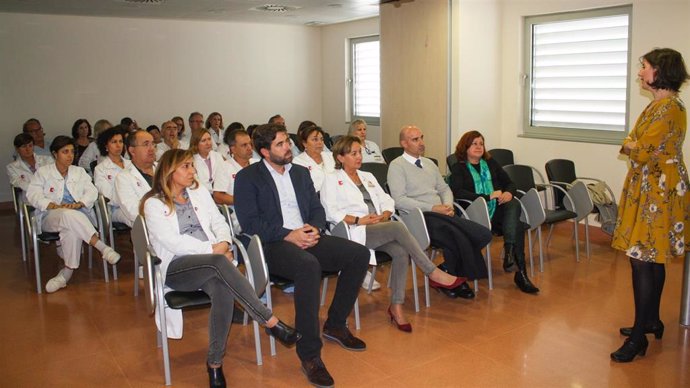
top-left (322, 323), bottom-right (366, 351)
top-left (301, 357), bottom-right (334, 388)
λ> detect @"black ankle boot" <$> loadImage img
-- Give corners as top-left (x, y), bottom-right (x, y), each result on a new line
top-left (503, 244), bottom-right (518, 272)
top-left (611, 336), bottom-right (649, 362)
top-left (619, 320), bottom-right (664, 339)
top-left (514, 270), bottom-right (539, 294)
top-left (207, 364), bottom-right (226, 388)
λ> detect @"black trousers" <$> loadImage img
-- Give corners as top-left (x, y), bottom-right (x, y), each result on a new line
top-left (262, 234), bottom-right (369, 361)
top-left (423, 212), bottom-right (492, 279)
top-left (491, 198), bottom-right (529, 261)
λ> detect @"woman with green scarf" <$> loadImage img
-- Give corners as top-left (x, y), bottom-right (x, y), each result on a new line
top-left (449, 131), bottom-right (539, 294)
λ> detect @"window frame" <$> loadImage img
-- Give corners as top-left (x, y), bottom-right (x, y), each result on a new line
top-left (521, 5), bottom-right (633, 145)
top-left (349, 35), bottom-right (380, 127)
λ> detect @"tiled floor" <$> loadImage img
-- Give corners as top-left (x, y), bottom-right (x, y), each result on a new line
top-left (1, 209), bottom-right (689, 387)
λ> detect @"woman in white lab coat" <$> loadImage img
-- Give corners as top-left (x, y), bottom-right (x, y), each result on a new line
top-left (190, 129), bottom-right (226, 192)
top-left (7, 133), bottom-right (53, 198)
top-left (26, 136), bottom-right (121, 293)
top-left (320, 136), bottom-right (464, 332)
top-left (141, 149), bottom-right (300, 387)
top-left (93, 127), bottom-right (131, 225)
top-left (293, 126), bottom-right (335, 192)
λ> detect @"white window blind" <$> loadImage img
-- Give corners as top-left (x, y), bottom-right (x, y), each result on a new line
top-left (524, 6), bottom-right (632, 144)
top-left (351, 36), bottom-right (380, 124)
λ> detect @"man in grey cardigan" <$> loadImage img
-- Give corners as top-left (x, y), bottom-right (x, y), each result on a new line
top-left (387, 125), bottom-right (492, 299)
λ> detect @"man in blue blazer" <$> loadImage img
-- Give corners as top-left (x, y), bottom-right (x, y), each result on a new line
top-left (235, 123), bottom-right (369, 388)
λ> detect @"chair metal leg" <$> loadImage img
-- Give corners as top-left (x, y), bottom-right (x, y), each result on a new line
top-left (537, 227), bottom-right (544, 273)
top-left (155, 271), bottom-right (172, 386)
top-left (528, 229), bottom-right (534, 277)
top-left (486, 242), bottom-right (493, 290)
top-left (426, 249), bottom-right (435, 307)
top-left (584, 218), bottom-right (591, 259)
top-left (367, 266), bottom-right (377, 294)
top-left (546, 224), bottom-right (554, 248)
top-left (354, 298), bottom-right (360, 330)
top-left (574, 221), bottom-right (580, 262)
top-left (20, 211), bottom-right (27, 262)
top-left (320, 278), bottom-right (328, 306)
top-left (112, 263), bottom-right (118, 280)
top-left (265, 285), bottom-right (276, 357)
top-left (252, 320), bottom-right (263, 366)
top-left (133, 250), bottom-right (140, 296)
top-left (411, 259), bottom-right (420, 313)
top-left (33, 234), bottom-right (42, 294)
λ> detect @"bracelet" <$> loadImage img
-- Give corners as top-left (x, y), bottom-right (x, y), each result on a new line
top-left (354, 216), bottom-right (359, 225)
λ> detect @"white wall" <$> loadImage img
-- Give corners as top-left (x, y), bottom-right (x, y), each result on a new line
top-left (0, 12), bottom-right (322, 201)
top-left (320, 17), bottom-right (380, 142)
top-left (451, 0), bottom-right (689, 200)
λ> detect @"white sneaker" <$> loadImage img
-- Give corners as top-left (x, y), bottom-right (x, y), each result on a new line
top-left (102, 247), bottom-right (121, 265)
top-left (46, 274), bottom-right (67, 293)
top-left (362, 270), bottom-right (381, 290)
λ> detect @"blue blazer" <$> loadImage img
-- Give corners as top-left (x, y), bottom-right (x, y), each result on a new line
top-left (235, 160), bottom-right (326, 243)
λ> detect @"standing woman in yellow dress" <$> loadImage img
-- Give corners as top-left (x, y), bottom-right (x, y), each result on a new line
top-left (611, 48), bottom-right (689, 362)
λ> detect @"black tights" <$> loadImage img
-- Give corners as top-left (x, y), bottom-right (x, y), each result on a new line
top-left (630, 258), bottom-right (666, 341)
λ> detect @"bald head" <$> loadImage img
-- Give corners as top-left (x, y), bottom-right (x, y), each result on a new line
top-left (399, 125), bottom-right (425, 158)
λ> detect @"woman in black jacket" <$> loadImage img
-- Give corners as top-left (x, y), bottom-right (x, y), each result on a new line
top-left (449, 130), bottom-right (538, 294)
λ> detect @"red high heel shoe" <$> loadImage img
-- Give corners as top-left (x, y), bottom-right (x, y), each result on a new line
top-left (387, 306), bottom-right (412, 333)
top-left (429, 276), bottom-right (466, 290)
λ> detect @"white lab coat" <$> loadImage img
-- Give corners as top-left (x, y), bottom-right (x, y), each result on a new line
top-left (6, 154), bottom-right (54, 196)
top-left (144, 185), bottom-right (232, 339)
top-left (320, 169), bottom-right (395, 247)
top-left (208, 128), bottom-right (224, 151)
top-left (293, 150), bottom-right (336, 192)
top-left (94, 157), bottom-right (132, 201)
top-left (156, 140), bottom-right (189, 161)
top-left (193, 150), bottom-right (226, 192)
top-left (78, 142), bottom-right (101, 172)
top-left (113, 164), bottom-right (154, 227)
top-left (361, 139), bottom-right (385, 164)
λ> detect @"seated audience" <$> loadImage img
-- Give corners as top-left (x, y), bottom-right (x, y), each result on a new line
top-left (72, 119), bottom-right (93, 166)
top-left (79, 119), bottom-right (113, 172)
top-left (172, 115), bottom-right (188, 144)
top-left (113, 130), bottom-right (156, 227)
top-left (449, 130), bottom-right (539, 293)
top-left (268, 114), bottom-right (301, 157)
top-left (156, 120), bottom-right (187, 160)
top-left (22, 118), bottom-right (52, 157)
top-left (141, 149), bottom-right (301, 388)
top-left (26, 136), bottom-right (121, 293)
top-left (146, 124), bottom-right (162, 145)
top-left (235, 123), bottom-right (369, 388)
top-left (206, 112), bottom-right (224, 150)
top-left (296, 120), bottom-right (317, 152)
top-left (188, 111), bottom-right (205, 140)
top-left (7, 133), bottom-right (53, 199)
top-left (246, 124), bottom-right (261, 160)
top-left (348, 119), bottom-right (384, 163)
top-left (388, 125), bottom-right (492, 299)
top-left (93, 127), bottom-right (132, 225)
top-left (190, 129), bottom-right (225, 193)
top-left (120, 117), bottom-right (138, 133)
top-left (321, 136), bottom-right (465, 331)
top-left (217, 121), bottom-right (245, 158)
top-left (293, 126), bottom-right (335, 192)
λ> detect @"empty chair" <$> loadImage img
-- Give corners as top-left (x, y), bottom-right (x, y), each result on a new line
top-left (382, 146), bottom-right (404, 164)
top-left (488, 148), bottom-right (514, 167)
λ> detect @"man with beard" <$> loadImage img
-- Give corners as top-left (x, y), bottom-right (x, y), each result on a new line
top-left (234, 123), bottom-right (369, 388)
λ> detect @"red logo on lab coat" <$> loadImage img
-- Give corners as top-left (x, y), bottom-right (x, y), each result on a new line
top-left (49, 187), bottom-right (54, 192)
top-left (308, 166), bottom-right (312, 170)
top-left (338, 180), bottom-right (343, 186)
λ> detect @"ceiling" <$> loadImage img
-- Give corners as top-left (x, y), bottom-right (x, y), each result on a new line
top-left (0, 0), bottom-right (382, 26)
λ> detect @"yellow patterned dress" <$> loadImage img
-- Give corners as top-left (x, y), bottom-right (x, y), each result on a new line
top-left (612, 96), bottom-right (690, 263)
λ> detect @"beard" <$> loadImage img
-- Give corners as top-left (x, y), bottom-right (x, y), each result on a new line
top-left (268, 149), bottom-right (293, 165)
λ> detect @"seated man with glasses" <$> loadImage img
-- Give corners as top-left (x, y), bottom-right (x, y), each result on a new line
top-left (21, 118), bottom-right (52, 158)
top-left (113, 130), bottom-right (157, 227)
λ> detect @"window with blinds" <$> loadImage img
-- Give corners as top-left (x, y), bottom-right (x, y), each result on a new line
top-left (350, 35), bottom-right (380, 126)
top-left (523, 6), bottom-right (632, 144)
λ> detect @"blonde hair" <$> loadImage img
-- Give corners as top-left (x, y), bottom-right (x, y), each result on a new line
top-left (188, 128), bottom-right (212, 155)
top-left (139, 149), bottom-right (198, 216)
top-left (348, 119), bottom-right (366, 135)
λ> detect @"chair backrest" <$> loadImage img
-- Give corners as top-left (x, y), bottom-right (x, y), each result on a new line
top-left (488, 148), bottom-right (514, 167)
top-left (519, 188), bottom-right (546, 229)
top-left (564, 181), bottom-right (594, 222)
top-left (95, 194), bottom-right (111, 234)
top-left (360, 162), bottom-right (389, 190)
top-left (89, 159), bottom-right (98, 173)
top-left (382, 147), bottom-right (404, 164)
top-left (428, 157), bottom-right (439, 167)
top-left (330, 134), bottom-right (343, 146)
top-left (330, 221), bottom-right (351, 240)
top-left (242, 235), bottom-right (270, 297)
top-left (503, 164), bottom-right (537, 194)
top-left (398, 208), bottom-right (430, 250)
top-left (545, 159), bottom-right (577, 209)
top-left (288, 133), bottom-right (301, 151)
top-left (11, 186), bottom-right (22, 214)
top-left (132, 216), bottom-right (156, 316)
top-left (462, 197), bottom-right (492, 230)
top-left (446, 154), bottom-right (458, 170)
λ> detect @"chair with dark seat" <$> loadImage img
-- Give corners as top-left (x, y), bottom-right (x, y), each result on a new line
top-left (360, 162), bottom-right (389, 192)
top-left (382, 147), bottom-right (404, 164)
top-left (487, 148), bottom-right (514, 167)
top-left (446, 154), bottom-right (458, 172)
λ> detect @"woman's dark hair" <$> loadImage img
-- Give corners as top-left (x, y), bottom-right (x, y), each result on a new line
top-left (298, 126), bottom-right (324, 153)
top-left (97, 126), bottom-right (125, 156)
top-left (146, 124), bottom-right (160, 133)
top-left (331, 136), bottom-right (362, 170)
top-left (227, 121), bottom-right (245, 132)
top-left (252, 123), bottom-right (287, 156)
top-left (642, 48), bottom-right (689, 92)
top-left (454, 130), bottom-right (490, 162)
top-left (71, 118), bottom-right (92, 139)
top-left (246, 124), bottom-right (259, 138)
top-left (14, 133), bottom-right (34, 148)
top-left (50, 135), bottom-right (75, 154)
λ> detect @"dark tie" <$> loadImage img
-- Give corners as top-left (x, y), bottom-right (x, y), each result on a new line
top-left (415, 159), bottom-right (422, 168)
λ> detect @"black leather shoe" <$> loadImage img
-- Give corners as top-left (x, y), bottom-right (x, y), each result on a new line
top-left (620, 320), bottom-right (664, 339)
top-left (503, 244), bottom-right (518, 272)
top-left (301, 357), bottom-right (334, 388)
top-left (514, 271), bottom-right (539, 294)
top-left (433, 285), bottom-right (458, 298)
top-left (322, 324), bottom-right (366, 351)
top-left (265, 320), bottom-right (302, 347)
top-left (455, 281), bottom-right (475, 299)
top-left (207, 364), bottom-right (226, 388)
top-left (611, 336), bottom-right (648, 362)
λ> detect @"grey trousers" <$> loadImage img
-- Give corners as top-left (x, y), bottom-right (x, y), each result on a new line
top-left (166, 254), bottom-right (273, 365)
top-left (365, 221), bottom-right (437, 304)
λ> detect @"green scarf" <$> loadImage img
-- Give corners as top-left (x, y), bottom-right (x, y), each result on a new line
top-left (466, 159), bottom-right (496, 218)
